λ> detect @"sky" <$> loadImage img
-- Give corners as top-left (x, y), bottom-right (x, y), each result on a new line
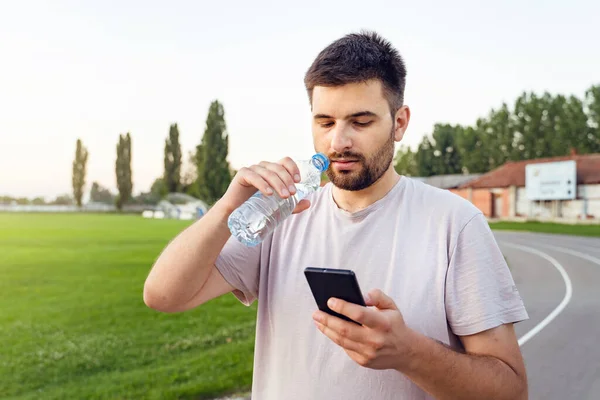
top-left (1, 0), bottom-right (599, 199)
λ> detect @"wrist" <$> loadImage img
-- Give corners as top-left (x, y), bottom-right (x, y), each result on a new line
top-left (211, 198), bottom-right (237, 218)
top-left (394, 327), bottom-right (426, 374)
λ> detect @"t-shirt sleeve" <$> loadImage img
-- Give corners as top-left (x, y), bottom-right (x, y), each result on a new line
top-left (445, 212), bottom-right (529, 336)
top-left (215, 235), bottom-right (266, 306)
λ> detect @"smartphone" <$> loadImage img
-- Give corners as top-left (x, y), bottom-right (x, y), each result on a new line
top-left (304, 267), bottom-right (367, 325)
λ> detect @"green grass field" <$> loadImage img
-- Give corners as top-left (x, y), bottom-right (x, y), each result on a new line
top-left (488, 220), bottom-right (600, 237)
top-left (0, 213), bottom-right (257, 400)
top-left (3, 213), bottom-right (598, 399)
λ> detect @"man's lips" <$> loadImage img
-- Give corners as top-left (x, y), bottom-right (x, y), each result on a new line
top-left (332, 159), bottom-right (359, 170)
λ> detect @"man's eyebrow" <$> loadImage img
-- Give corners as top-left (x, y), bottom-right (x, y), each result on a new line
top-left (347, 111), bottom-right (378, 119)
top-left (313, 111), bottom-right (378, 120)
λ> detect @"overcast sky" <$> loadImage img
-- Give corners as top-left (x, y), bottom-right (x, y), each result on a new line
top-left (1, 0), bottom-right (598, 199)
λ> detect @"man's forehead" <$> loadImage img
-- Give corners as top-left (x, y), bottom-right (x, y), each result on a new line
top-left (311, 80), bottom-right (388, 116)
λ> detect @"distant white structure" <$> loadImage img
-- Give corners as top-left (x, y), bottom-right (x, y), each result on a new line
top-left (143, 193), bottom-right (209, 220)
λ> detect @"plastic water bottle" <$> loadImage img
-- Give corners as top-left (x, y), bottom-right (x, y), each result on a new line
top-left (228, 153), bottom-right (330, 246)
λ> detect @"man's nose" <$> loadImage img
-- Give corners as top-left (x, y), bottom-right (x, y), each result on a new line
top-left (330, 124), bottom-right (353, 154)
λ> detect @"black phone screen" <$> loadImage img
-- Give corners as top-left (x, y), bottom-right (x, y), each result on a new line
top-left (304, 267), bottom-right (366, 325)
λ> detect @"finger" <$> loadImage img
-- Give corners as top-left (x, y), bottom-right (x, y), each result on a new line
top-left (250, 165), bottom-right (291, 198)
top-left (313, 310), bottom-right (369, 343)
top-left (314, 320), bottom-right (364, 353)
top-left (292, 199), bottom-right (310, 214)
top-left (327, 297), bottom-right (388, 330)
top-left (345, 349), bottom-right (370, 367)
top-left (259, 161), bottom-right (297, 196)
top-left (366, 289), bottom-right (398, 311)
top-left (237, 167), bottom-right (274, 196)
top-left (278, 157), bottom-right (301, 183)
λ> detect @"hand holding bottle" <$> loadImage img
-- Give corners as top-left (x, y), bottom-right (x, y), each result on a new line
top-left (227, 153), bottom-right (330, 246)
top-left (219, 156), bottom-right (312, 216)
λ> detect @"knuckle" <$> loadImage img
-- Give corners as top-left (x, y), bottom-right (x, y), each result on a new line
top-left (262, 169), bottom-right (279, 180)
top-left (370, 337), bottom-right (384, 350)
top-left (332, 333), bottom-right (341, 346)
top-left (354, 309), bottom-right (365, 322)
top-left (274, 166), bottom-right (292, 180)
top-left (381, 320), bottom-right (392, 333)
top-left (248, 164), bottom-right (262, 173)
top-left (357, 356), bottom-right (369, 367)
top-left (339, 325), bottom-right (349, 338)
top-left (282, 157), bottom-right (299, 172)
top-left (365, 349), bottom-right (377, 361)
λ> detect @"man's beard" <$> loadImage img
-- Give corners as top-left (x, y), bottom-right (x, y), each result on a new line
top-left (325, 129), bottom-right (395, 191)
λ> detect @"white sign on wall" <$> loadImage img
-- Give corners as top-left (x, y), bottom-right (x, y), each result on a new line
top-left (525, 160), bottom-right (577, 200)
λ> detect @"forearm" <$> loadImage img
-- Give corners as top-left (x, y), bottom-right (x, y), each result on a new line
top-left (399, 331), bottom-right (527, 400)
top-left (143, 199), bottom-right (233, 309)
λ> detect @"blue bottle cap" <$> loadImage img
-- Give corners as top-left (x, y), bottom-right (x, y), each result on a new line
top-left (311, 153), bottom-right (330, 172)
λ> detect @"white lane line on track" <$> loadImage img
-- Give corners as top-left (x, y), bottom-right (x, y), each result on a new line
top-left (499, 242), bottom-right (573, 347)
top-left (535, 243), bottom-right (600, 264)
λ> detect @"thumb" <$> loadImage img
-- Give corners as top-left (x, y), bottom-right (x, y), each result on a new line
top-left (366, 289), bottom-right (397, 310)
top-left (292, 199), bottom-right (311, 214)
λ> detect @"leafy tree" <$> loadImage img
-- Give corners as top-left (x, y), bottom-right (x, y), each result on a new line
top-left (430, 124), bottom-right (462, 175)
top-left (195, 100), bottom-right (232, 204)
top-left (72, 139), bottom-right (89, 207)
top-left (115, 133), bottom-right (133, 210)
top-left (393, 145), bottom-right (418, 176)
top-left (416, 136), bottom-right (435, 177)
top-left (164, 123), bottom-right (182, 193)
top-left (89, 182), bottom-right (115, 204)
top-left (585, 85), bottom-right (600, 153)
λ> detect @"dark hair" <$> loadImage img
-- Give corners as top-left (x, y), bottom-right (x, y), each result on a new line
top-left (304, 30), bottom-right (407, 113)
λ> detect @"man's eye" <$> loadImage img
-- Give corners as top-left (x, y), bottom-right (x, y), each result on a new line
top-left (320, 122), bottom-right (334, 128)
top-left (354, 121), bottom-right (373, 127)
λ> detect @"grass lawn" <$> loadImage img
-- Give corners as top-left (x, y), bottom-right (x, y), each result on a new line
top-left (0, 213), bottom-right (257, 400)
top-left (489, 220), bottom-right (600, 237)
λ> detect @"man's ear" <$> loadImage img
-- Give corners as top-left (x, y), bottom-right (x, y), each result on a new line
top-left (394, 105), bottom-right (410, 142)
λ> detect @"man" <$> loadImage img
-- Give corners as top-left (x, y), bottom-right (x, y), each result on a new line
top-left (144, 31), bottom-right (529, 399)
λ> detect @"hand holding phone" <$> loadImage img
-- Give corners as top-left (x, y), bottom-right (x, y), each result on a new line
top-left (304, 267), bottom-right (366, 325)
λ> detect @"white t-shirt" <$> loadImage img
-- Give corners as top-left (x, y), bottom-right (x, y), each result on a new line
top-left (215, 176), bottom-right (528, 400)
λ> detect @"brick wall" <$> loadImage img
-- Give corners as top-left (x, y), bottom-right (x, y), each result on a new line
top-left (502, 188), bottom-right (510, 217)
top-left (450, 189), bottom-right (468, 200)
top-left (452, 188), bottom-right (493, 216)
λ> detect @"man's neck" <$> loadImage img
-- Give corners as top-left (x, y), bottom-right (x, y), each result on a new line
top-left (331, 167), bottom-right (401, 213)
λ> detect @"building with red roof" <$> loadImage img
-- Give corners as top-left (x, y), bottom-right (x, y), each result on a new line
top-left (450, 150), bottom-right (600, 220)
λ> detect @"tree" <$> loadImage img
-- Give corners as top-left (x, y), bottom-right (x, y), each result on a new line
top-left (408, 84), bottom-right (600, 179)
top-left (182, 151), bottom-right (200, 197)
top-left (562, 95), bottom-right (592, 154)
top-left (71, 139), bottom-right (89, 207)
top-left (195, 143), bottom-right (205, 196)
top-left (456, 123), bottom-right (487, 173)
top-left (430, 124), bottom-right (462, 175)
top-left (512, 92), bottom-right (560, 160)
top-left (164, 123), bottom-right (182, 193)
top-left (416, 136), bottom-right (435, 177)
top-left (482, 103), bottom-right (514, 168)
top-left (51, 194), bottom-right (74, 205)
top-left (90, 181), bottom-right (115, 204)
top-left (150, 177), bottom-right (168, 198)
top-left (393, 145), bottom-right (418, 176)
top-left (585, 85), bottom-right (600, 153)
top-left (195, 100), bottom-right (232, 204)
top-left (115, 133), bottom-right (133, 210)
